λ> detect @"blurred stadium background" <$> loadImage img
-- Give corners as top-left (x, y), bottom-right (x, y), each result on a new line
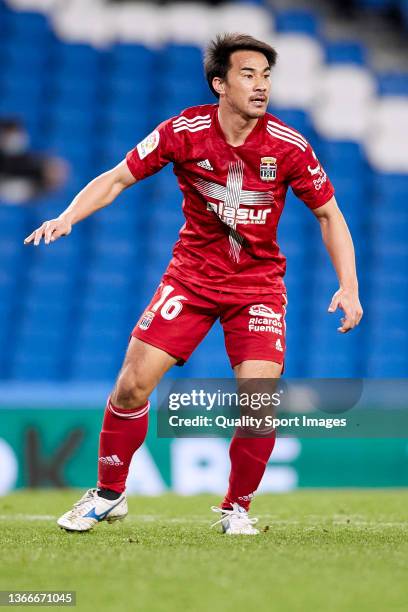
top-left (0, 0), bottom-right (407, 495)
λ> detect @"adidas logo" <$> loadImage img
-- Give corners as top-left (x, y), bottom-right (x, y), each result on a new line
top-left (197, 159), bottom-right (214, 171)
top-left (98, 455), bottom-right (124, 466)
top-left (275, 339), bottom-right (283, 352)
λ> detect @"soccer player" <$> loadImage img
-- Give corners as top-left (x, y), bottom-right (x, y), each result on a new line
top-left (24, 33), bottom-right (363, 534)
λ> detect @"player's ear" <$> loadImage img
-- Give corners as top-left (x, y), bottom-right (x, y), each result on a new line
top-left (212, 77), bottom-right (225, 96)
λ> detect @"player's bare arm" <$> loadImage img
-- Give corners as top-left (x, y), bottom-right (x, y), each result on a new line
top-left (312, 196), bottom-right (363, 333)
top-left (23, 159), bottom-right (136, 246)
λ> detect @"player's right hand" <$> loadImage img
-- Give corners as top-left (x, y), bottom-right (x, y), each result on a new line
top-left (24, 217), bottom-right (72, 246)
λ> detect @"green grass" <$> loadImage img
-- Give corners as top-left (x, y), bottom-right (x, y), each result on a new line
top-left (0, 491), bottom-right (407, 612)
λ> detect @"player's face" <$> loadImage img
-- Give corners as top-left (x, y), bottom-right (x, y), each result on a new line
top-left (220, 50), bottom-right (271, 119)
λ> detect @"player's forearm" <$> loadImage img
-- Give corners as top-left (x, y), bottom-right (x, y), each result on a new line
top-left (58, 170), bottom-right (127, 226)
top-left (319, 211), bottom-right (359, 291)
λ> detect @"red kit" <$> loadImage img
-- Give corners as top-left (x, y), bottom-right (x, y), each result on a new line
top-left (126, 104), bottom-right (334, 366)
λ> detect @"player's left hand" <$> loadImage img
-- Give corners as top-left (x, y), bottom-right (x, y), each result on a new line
top-left (328, 287), bottom-right (363, 333)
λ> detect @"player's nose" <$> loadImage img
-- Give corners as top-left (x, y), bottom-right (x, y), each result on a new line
top-left (254, 80), bottom-right (267, 92)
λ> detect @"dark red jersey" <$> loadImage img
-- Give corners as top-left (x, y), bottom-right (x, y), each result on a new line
top-left (126, 104), bottom-right (334, 294)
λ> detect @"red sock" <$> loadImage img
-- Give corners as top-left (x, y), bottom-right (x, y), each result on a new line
top-left (222, 430), bottom-right (276, 511)
top-left (97, 397), bottom-right (149, 493)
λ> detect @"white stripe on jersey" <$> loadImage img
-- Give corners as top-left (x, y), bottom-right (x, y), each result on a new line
top-left (267, 126), bottom-right (307, 150)
top-left (172, 114), bottom-right (211, 133)
top-left (173, 114), bottom-right (211, 126)
top-left (240, 192), bottom-right (273, 205)
top-left (173, 118), bottom-right (211, 129)
top-left (266, 126), bottom-right (307, 152)
top-left (174, 122), bottom-right (212, 134)
top-left (194, 178), bottom-right (273, 205)
top-left (267, 120), bottom-right (308, 147)
top-left (194, 178), bottom-right (225, 200)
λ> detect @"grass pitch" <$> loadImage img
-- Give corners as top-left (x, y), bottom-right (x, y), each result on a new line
top-left (0, 490), bottom-right (407, 612)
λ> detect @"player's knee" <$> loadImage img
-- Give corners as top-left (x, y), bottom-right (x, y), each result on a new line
top-left (112, 373), bottom-right (150, 409)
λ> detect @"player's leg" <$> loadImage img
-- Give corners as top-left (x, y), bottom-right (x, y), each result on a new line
top-left (58, 274), bottom-right (217, 531)
top-left (57, 338), bottom-right (177, 532)
top-left (213, 294), bottom-right (286, 534)
top-left (100, 275), bottom-right (217, 490)
top-left (97, 337), bottom-right (178, 498)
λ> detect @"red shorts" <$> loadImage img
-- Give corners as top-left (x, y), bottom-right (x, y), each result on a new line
top-left (132, 274), bottom-right (287, 369)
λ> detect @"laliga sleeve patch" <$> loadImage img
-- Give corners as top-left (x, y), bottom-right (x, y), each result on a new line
top-left (137, 130), bottom-right (160, 160)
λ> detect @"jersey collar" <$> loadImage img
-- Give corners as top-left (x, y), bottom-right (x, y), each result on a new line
top-left (214, 107), bottom-right (265, 150)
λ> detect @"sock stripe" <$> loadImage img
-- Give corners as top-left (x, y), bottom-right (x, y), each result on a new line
top-left (108, 400), bottom-right (150, 420)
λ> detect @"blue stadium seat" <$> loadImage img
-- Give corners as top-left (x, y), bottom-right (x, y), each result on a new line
top-left (45, 135), bottom-right (94, 166)
top-left (82, 272), bottom-right (132, 308)
top-left (49, 88), bottom-right (98, 110)
top-left (368, 296), bottom-right (406, 325)
top-left (366, 354), bottom-right (408, 377)
top-left (369, 327), bottom-right (407, 354)
top-left (188, 323), bottom-right (233, 378)
top-left (88, 247), bottom-right (138, 276)
top-left (278, 215), bottom-right (307, 242)
top-left (25, 269), bottom-right (76, 301)
top-left (0, 205), bottom-right (29, 234)
top-left (318, 141), bottom-right (367, 177)
top-left (8, 11), bottom-right (50, 40)
top-left (13, 322), bottom-right (67, 352)
top-left (372, 213), bottom-right (408, 243)
top-left (105, 83), bottom-right (154, 112)
top-left (1, 70), bottom-right (44, 100)
top-left (377, 72), bottom-right (408, 96)
top-left (104, 135), bottom-right (141, 160)
top-left (369, 271), bottom-right (408, 298)
top-left (0, 238), bottom-right (25, 271)
top-left (371, 174), bottom-right (408, 205)
top-left (71, 320), bottom-right (129, 374)
top-left (47, 108), bottom-right (95, 133)
top-left (81, 298), bottom-right (130, 322)
top-left (103, 103), bottom-right (150, 127)
top-left (69, 349), bottom-right (124, 381)
top-left (0, 94), bottom-right (41, 121)
top-left (20, 303), bottom-right (71, 330)
top-left (161, 85), bottom-right (207, 108)
top-left (47, 121), bottom-right (96, 144)
top-left (91, 219), bottom-right (140, 243)
top-left (11, 352), bottom-right (66, 381)
top-left (275, 9), bottom-right (319, 35)
top-left (306, 320), bottom-right (363, 376)
top-left (55, 43), bottom-right (100, 72)
top-left (110, 43), bottom-right (156, 70)
top-left (325, 41), bottom-right (366, 65)
top-left (160, 44), bottom-right (203, 71)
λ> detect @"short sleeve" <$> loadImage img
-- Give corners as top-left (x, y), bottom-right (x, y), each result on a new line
top-left (287, 142), bottom-right (335, 209)
top-left (126, 118), bottom-right (177, 181)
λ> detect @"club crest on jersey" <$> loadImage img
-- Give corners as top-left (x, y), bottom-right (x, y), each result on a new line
top-left (137, 130), bottom-right (160, 160)
top-left (138, 310), bottom-right (155, 330)
top-left (260, 157), bottom-right (277, 182)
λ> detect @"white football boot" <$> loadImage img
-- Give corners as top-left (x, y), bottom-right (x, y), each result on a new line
top-left (57, 488), bottom-right (128, 532)
top-left (211, 503), bottom-right (259, 535)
